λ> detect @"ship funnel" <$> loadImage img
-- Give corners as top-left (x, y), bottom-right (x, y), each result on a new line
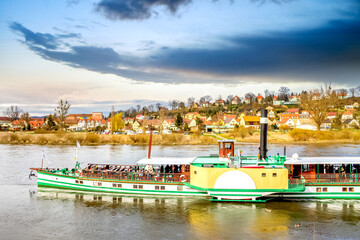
top-left (259, 109), bottom-right (268, 160)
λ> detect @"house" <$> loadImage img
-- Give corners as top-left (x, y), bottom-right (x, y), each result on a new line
top-left (300, 110), bottom-right (310, 119)
top-left (279, 118), bottom-right (295, 128)
top-left (321, 119), bottom-right (332, 130)
top-left (224, 118), bottom-right (237, 127)
top-left (272, 96), bottom-right (284, 105)
top-left (327, 112), bottom-right (337, 119)
top-left (66, 114), bottom-right (92, 121)
top-left (312, 93), bottom-right (320, 100)
top-left (10, 120), bottom-right (24, 131)
top-left (0, 117), bottom-right (11, 130)
top-left (289, 95), bottom-right (300, 102)
top-left (341, 111), bottom-right (353, 120)
top-left (29, 119), bottom-right (45, 130)
top-left (124, 118), bottom-right (135, 124)
top-left (337, 92), bottom-right (348, 99)
top-left (201, 101), bottom-right (211, 107)
top-left (215, 99), bottom-right (225, 106)
top-left (184, 112), bottom-right (200, 120)
top-left (232, 96), bottom-right (241, 105)
top-left (162, 119), bottom-right (178, 131)
top-left (294, 119), bottom-right (317, 130)
top-left (256, 95), bottom-right (264, 103)
top-left (132, 120), bottom-right (141, 131)
top-left (279, 113), bottom-right (300, 121)
top-left (135, 114), bottom-right (144, 120)
top-left (146, 119), bottom-right (161, 129)
top-left (92, 112), bottom-right (104, 120)
top-left (344, 105), bottom-right (354, 110)
top-left (354, 102), bottom-right (359, 108)
top-left (287, 108), bottom-right (299, 114)
top-left (224, 114), bottom-right (236, 120)
top-left (239, 114), bottom-right (260, 129)
top-left (268, 110), bottom-right (276, 119)
top-left (343, 119), bottom-right (359, 128)
top-left (244, 98), bottom-right (251, 104)
top-left (191, 102), bottom-right (200, 108)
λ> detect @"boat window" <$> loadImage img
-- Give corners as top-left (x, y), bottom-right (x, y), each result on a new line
top-left (194, 171), bottom-right (197, 175)
top-left (323, 187), bottom-right (328, 192)
top-left (139, 185), bottom-right (143, 189)
top-left (262, 173), bottom-right (266, 177)
top-left (80, 181), bottom-right (83, 184)
top-left (316, 188), bottom-right (321, 192)
top-left (75, 180), bottom-right (79, 184)
top-left (272, 173), bottom-right (277, 177)
top-left (225, 143), bottom-right (232, 149)
top-left (349, 187), bottom-right (354, 192)
top-left (177, 186), bottom-right (183, 191)
top-left (133, 185), bottom-right (138, 189)
top-left (342, 187), bottom-right (347, 192)
top-left (155, 186), bottom-right (159, 190)
top-left (98, 182), bottom-right (102, 187)
top-left (161, 186), bottom-right (165, 190)
top-left (117, 184), bottom-right (122, 188)
top-left (219, 143), bottom-right (223, 150)
top-left (112, 183), bottom-right (116, 188)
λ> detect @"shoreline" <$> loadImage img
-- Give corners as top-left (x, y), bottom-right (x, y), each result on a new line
top-left (0, 131), bottom-right (359, 146)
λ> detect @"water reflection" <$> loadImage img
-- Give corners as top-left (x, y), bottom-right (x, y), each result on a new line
top-left (32, 187), bottom-right (360, 239)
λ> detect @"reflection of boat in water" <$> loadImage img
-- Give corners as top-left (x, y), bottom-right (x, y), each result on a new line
top-left (30, 109), bottom-right (360, 202)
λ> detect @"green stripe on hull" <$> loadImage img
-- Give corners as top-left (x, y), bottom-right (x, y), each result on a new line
top-left (38, 178), bottom-right (207, 196)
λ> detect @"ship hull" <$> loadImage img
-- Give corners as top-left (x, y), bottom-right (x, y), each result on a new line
top-left (37, 172), bottom-right (207, 197)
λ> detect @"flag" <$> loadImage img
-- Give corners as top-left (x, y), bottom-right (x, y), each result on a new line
top-left (76, 141), bottom-right (81, 149)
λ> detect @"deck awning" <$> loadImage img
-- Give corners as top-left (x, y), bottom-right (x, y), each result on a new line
top-left (136, 157), bottom-right (195, 165)
top-left (285, 157), bottom-right (360, 165)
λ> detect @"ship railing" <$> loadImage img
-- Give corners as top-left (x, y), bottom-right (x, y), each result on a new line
top-left (239, 155), bottom-right (286, 165)
top-left (301, 173), bottom-right (359, 184)
top-left (288, 178), bottom-right (305, 190)
top-left (80, 170), bottom-right (190, 183)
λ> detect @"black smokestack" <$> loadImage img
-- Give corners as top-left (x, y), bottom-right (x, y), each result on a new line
top-left (259, 109), bottom-right (268, 160)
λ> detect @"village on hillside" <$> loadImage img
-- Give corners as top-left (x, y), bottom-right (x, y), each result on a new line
top-left (1, 87), bottom-right (360, 135)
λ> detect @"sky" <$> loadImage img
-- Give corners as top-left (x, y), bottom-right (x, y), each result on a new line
top-left (1, 0), bottom-right (360, 116)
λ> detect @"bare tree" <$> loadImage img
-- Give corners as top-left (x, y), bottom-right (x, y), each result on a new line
top-left (136, 104), bottom-right (141, 112)
top-left (204, 95), bottom-right (212, 102)
top-left (179, 101), bottom-right (186, 109)
top-left (350, 88), bottom-right (356, 97)
top-left (155, 103), bottom-right (162, 111)
top-left (21, 112), bottom-right (31, 129)
top-left (148, 105), bottom-right (155, 112)
top-left (278, 86), bottom-right (290, 100)
top-left (4, 105), bottom-right (23, 121)
top-left (187, 97), bottom-right (195, 107)
top-left (54, 99), bottom-right (71, 131)
top-left (300, 84), bottom-right (337, 131)
top-left (226, 95), bottom-right (234, 105)
top-left (244, 92), bottom-right (256, 104)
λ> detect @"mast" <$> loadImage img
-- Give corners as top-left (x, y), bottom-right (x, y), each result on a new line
top-left (259, 109), bottom-right (268, 160)
top-left (148, 125), bottom-right (153, 159)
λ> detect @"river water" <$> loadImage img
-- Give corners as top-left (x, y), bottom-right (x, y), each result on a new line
top-left (1, 143), bottom-right (360, 239)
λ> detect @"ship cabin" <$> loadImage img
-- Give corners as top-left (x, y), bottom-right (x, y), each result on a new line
top-left (79, 158), bottom-right (193, 183)
top-left (187, 140), bottom-right (304, 195)
top-left (285, 157), bottom-right (360, 185)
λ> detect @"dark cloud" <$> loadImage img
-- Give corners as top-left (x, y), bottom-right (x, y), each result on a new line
top-left (94, 0), bottom-right (293, 21)
top-left (95, 0), bottom-right (192, 20)
top-left (9, 20), bottom-right (360, 85)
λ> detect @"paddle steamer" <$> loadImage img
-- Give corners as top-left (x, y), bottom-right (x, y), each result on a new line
top-left (30, 109), bottom-right (360, 202)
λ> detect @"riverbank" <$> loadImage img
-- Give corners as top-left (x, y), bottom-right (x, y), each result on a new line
top-left (0, 129), bottom-right (359, 145)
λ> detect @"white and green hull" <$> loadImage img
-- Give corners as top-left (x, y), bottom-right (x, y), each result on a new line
top-left (37, 172), bottom-right (207, 197)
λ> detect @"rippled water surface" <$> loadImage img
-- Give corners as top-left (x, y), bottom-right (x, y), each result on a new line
top-left (1, 143), bottom-right (360, 239)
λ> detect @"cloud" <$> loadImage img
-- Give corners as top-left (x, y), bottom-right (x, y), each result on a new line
top-left (95, 0), bottom-right (192, 20)
top-left (94, 0), bottom-right (294, 21)
top-left (9, 19), bottom-right (360, 85)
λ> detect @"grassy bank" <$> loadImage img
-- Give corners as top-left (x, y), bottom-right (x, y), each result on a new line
top-left (0, 132), bottom-right (217, 145)
top-left (0, 129), bottom-right (359, 145)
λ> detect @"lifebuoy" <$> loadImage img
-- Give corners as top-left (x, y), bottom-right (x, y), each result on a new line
top-left (180, 174), bottom-right (186, 182)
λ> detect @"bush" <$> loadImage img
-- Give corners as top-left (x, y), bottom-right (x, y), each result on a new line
top-left (84, 134), bottom-right (100, 144)
top-left (290, 129), bottom-right (314, 141)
